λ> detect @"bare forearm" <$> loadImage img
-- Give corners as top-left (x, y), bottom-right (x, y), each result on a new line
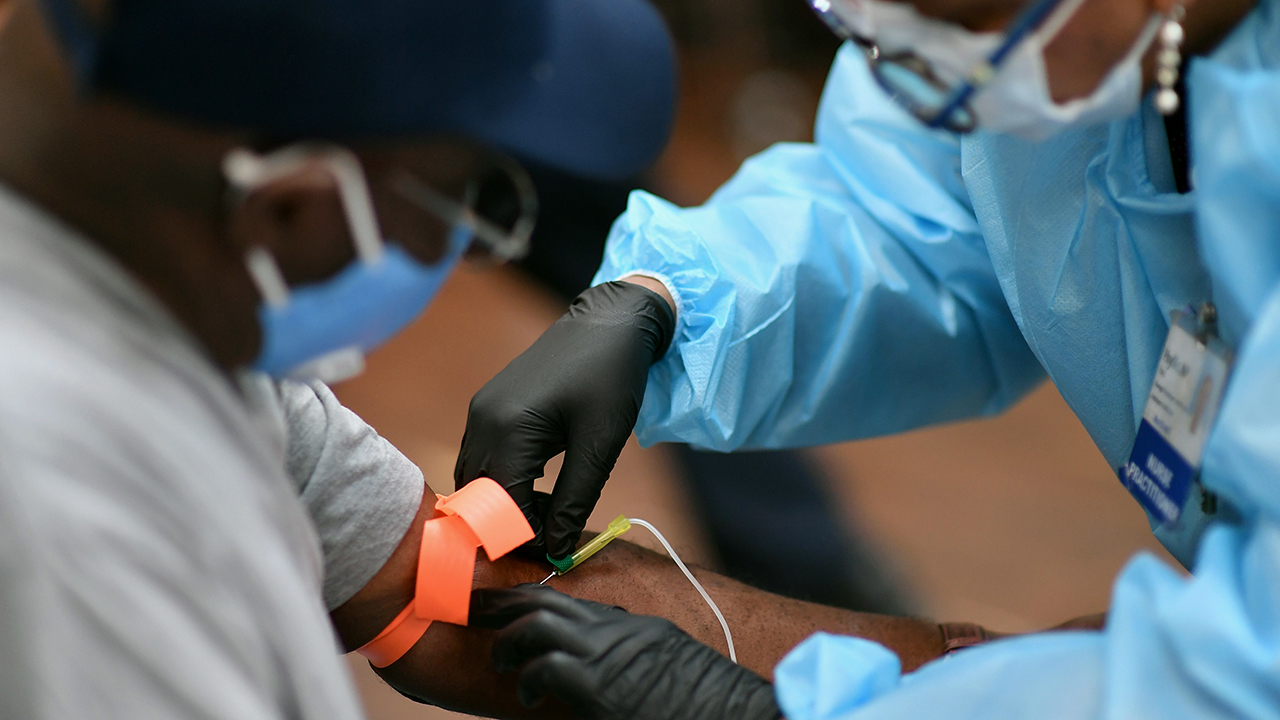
top-left (365, 536), bottom-right (943, 717)
top-left (529, 537), bottom-right (944, 678)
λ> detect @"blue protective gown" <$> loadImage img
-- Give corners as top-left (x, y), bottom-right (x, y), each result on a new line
top-left (591, 0), bottom-right (1280, 714)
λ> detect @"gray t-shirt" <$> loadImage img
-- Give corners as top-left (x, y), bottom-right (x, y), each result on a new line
top-left (0, 186), bottom-right (424, 719)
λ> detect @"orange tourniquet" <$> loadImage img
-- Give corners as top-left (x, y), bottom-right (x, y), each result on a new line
top-left (415, 514), bottom-right (479, 626)
top-left (357, 603), bottom-right (433, 668)
top-left (356, 478), bottom-right (534, 668)
top-left (436, 480), bottom-right (532, 560)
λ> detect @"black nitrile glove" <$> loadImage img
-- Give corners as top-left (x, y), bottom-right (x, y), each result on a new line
top-left (471, 585), bottom-right (781, 720)
top-left (455, 281), bottom-right (675, 559)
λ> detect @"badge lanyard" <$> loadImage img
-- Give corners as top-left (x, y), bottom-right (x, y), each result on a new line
top-left (1122, 303), bottom-right (1233, 525)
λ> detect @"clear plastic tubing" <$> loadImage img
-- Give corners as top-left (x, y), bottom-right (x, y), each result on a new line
top-left (540, 516), bottom-right (737, 664)
top-left (628, 518), bottom-right (736, 664)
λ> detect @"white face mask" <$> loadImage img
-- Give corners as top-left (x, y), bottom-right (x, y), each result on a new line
top-left (827, 0), bottom-right (1163, 140)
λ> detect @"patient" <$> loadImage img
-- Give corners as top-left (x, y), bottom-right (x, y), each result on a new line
top-left (0, 0), bottom-right (685, 718)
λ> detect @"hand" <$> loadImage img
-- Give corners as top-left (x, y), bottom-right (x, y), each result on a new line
top-left (471, 584), bottom-right (781, 720)
top-left (455, 281), bottom-right (675, 559)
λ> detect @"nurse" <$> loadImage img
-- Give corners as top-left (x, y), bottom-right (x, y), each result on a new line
top-left (460, 0), bottom-right (1280, 717)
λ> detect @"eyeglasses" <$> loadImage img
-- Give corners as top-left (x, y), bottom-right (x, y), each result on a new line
top-left (391, 154), bottom-right (536, 265)
top-left (805, 0), bottom-right (1071, 133)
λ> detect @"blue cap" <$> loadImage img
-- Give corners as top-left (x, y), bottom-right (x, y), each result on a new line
top-left (40, 0), bottom-right (676, 180)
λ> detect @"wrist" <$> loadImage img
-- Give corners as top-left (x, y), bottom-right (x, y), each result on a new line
top-left (620, 273), bottom-right (676, 313)
top-left (352, 479), bottom-right (535, 667)
top-left (572, 281), bottom-right (677, 360)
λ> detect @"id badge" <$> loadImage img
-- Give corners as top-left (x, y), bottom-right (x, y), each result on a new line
top-left (1122, 304), bottom-right (1233, 525)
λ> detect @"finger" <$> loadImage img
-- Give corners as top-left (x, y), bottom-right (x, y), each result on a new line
top-left (531, 490), bottom-right (553, 521)
top-left (471, 585), bottom-right (622, 631)
top-left (454, 423), bottom-right (550, 495)
top-left (515, 651), bottom-right (598, 712)
top-left (453, 425), bottom-right (553, 544)
top-left (544, 436), bottom-right (623, 558)
top-left (492, 609), bottom-right (598, 673)
top-left (503, 492), bottom-right (554, 558)
top-left (469, 585), bottom-right (561, 629)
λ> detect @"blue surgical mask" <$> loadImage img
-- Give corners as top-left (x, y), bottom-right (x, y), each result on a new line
top-left (818, 0), bottom-right (1162, 139)
top-left (247, 230), bottom-right (468, 382)
top-left (228, 145), bottom-right (477, 382)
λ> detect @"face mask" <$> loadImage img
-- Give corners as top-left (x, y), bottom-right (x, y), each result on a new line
top-left (971, 0), bottom-right (1163, 140)
top-left (828, 0), bottom-right (1163, 140)
top-left (227, 146), bottom-right (470, 383)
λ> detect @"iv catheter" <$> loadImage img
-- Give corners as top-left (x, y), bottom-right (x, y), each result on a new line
top-left (539, 514), bottom-right (737, 663)
top-left (540, 515), bottom-right (633, 582)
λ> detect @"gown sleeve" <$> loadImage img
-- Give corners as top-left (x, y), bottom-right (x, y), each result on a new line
top-left (594, 44), bottom-right (1043, 451)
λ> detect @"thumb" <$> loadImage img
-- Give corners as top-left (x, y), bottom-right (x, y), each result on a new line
top-left (454, 429), bottom-right (551, 547)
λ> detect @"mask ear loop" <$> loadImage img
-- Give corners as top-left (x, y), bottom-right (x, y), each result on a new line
top-left (1034, 0), bottom-right (1090, 45)
top-left (1033, 0), bottom-right (1161, 78)
top-left (1031, 5), bottom-right (1163, 114)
